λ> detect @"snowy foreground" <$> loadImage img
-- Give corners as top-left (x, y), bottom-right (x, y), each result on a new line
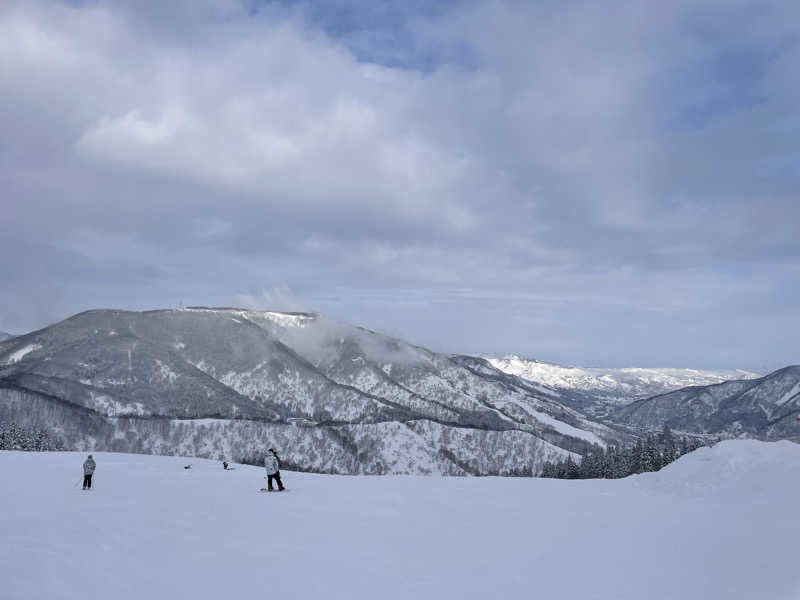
top-left (2, 441), bottom-right (799, 600)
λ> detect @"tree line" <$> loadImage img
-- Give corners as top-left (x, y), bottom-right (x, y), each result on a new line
top-left (0, 422), bottom-right (62, 451)
top-left (540, 426), bottom-right (714, 479)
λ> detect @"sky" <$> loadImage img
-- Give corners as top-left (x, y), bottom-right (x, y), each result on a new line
top-left (1, 0), bottom-right (798, 371)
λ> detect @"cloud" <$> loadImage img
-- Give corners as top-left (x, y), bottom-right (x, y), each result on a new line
top-left (0, 0), bottom-right (798, 369)
top-left (234, 285), bottom-right (310, 313)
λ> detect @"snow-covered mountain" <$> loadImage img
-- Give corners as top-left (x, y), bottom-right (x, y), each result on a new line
top-left (0, 308), bottom-right (621, 474)
top-left (487, 355), bottom-right (758, 414)
top-left (614, 366), bottom-right (800, 441)
top-left (3, 440), bottom-right (798, 600)
top-left (0, 331), bottom-right (14, 342)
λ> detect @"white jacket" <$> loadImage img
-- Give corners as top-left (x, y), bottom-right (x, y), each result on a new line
top-left (83, 458), bottom-right (96, 475)
top-left (264, 454), bottom-right (279, 475)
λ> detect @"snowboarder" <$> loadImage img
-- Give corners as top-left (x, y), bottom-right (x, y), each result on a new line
top-left (223, 461), bottom-right (229, 470)
top-left (264, 448), bottom-right (285, 491)
top-left (82, 454), bottom-right (96, 490)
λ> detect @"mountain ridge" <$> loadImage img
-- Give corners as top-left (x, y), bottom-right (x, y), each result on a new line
top-left (0, 307), bottom-right (620, 474)
top-left (3, 307), bottom-right (795, 468)
top-left (613, 365), bottom-right (800, 441)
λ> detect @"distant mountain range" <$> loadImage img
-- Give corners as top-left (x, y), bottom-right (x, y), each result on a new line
top-left (0, 308), bottom-right (621, 475)
top-left (487, 355), bottom-right (759, 416)
top-left (0, 332), bottom-right (14, 342)
top-left (486, 356), bottom-right (800, 440)
top-left (2, 309), bottom-right (796, 472)
top-left (614, 366), bottom-right (800, 441)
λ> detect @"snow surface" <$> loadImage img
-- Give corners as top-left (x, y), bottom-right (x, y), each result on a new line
top-left (494, 399), bottom-right (606, 446)
top-left (261, 310), bottom-right (314, 328)
top-left (2, 440), bottom-right (798, 600)
top-left (184, 307), bottom-right (313, 329)
top-left (778, 381), bottom-right (800, 407)
top-left (2, 343), bottom-right (42, 364)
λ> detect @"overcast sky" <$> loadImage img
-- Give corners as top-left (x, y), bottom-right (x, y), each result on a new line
top-left (1, 0), bottom-right (798, 371)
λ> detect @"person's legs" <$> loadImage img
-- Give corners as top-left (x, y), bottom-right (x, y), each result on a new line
top-left (267, 474), bottom-right (275, 491)
top-left (87, 474), bottom-right (92, 489)
top-left (82, 475), bottom-right (89, 489)
top-left (275, 471), bottom-right (284, 491)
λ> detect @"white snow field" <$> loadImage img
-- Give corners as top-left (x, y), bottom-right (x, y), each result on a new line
top-left (2, 440), bottom-right (799, 600)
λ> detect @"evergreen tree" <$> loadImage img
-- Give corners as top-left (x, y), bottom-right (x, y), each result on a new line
top-left (538, 432), bottom-right (711, 480)
top-left (0, 423), bottom-right (61, 451)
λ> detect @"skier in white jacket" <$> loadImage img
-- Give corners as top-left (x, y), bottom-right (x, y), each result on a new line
top-left (264, 448), bottom-right (285, 491)
top-left (82, 455), bottom-right (96, 490)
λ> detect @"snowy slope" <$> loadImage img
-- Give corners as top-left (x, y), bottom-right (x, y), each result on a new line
top-left (2, 441), bottom-right (798, 600)
top-left (488, 355), bottom-right (758, 406)
top-left (0, 331), bottom-right (14, 342)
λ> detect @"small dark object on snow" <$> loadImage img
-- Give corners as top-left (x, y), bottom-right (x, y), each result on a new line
top-left (223, 461), bottom-right (229, 470)
top-left (184, 464), bottom-right (192, 469)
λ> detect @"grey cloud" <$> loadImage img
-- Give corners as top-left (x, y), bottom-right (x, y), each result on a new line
top-left (0, 0), bottom-right (798, 369)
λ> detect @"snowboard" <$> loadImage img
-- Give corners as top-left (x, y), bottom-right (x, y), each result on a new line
top-left (258, 488), bottom-right (288, 492)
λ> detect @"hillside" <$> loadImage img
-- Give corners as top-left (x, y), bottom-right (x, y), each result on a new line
top-left (2, 441), bottom-right (797, 600)
top-left (0, 308), bottom-right (619, 474)
top-left (614, 366), bottom-right (800, 440)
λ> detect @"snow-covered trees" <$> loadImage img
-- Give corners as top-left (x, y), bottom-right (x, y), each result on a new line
top-left (0, 422), bottom-right (62, 451)
top-left (540, 428), bottom-right (710, 479)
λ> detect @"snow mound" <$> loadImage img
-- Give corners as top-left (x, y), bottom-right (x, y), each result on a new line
top-left (637, 439), bottom-right (800, 498)
top-left (1, 441), bottom-right (798, 600)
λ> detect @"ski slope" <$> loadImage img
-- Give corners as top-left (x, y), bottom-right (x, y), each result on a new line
top-left (1, 441), bottom-right (799, 600)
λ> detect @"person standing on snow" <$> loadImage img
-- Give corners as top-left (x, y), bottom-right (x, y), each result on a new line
top-left (264, 448), bottom-right (285, 491)
top-left (82, 454), bottom-right (96, 490)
